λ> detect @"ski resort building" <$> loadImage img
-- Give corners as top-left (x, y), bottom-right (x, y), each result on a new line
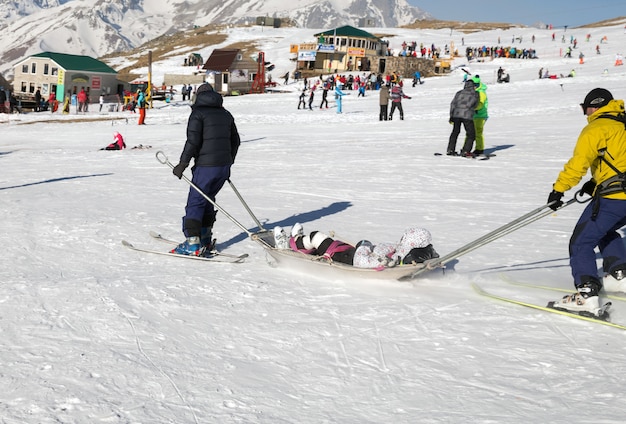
top-left (201, 49), bottom-right (259, 95)
top-left (12, 52), bottom-right (124, 104)
top-left (294, 25), bottom-right (435, 78)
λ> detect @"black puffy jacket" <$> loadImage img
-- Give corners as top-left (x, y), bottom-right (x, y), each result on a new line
top-left (449, 80), bottom-right (479, 121)
top-left (179, 90), bottom-right (240, 167)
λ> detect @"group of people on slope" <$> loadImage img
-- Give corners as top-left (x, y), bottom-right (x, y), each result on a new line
top-left (294, 71), bottom-right (419, 116)
top-left (446, 74), bottom-right (488, 157)
top-left (378, 81), bottom-right (411, 121)
top-left (295, 77), bottom-right (347, 113)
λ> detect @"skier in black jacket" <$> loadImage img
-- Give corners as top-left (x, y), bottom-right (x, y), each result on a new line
top-left (447, 80), bottom-right (479, 156)
top-left (171, 83), bottom-right (241, 255)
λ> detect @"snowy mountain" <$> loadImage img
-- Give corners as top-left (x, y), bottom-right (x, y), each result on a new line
top-left (0, 0), bottom-right (430, 79)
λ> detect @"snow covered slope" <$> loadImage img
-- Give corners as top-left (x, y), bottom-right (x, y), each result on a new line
top-left (2, 20), bottom-right (626, 423)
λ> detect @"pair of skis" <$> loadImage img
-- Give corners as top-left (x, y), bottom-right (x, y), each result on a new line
top-left (122, 231), bottom-right (248, 263)
top-left (433, 152), bottom-right (495, 160)
top-left (474, 276), bottom-right (626, 331)
top-left (122, 151), bottom-right (269, 264)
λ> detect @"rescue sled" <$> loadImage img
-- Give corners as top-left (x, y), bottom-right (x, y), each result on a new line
top-left (250, 230), bottom-right (427, 281)
top-left (156, 151), bottom-right (432, 281)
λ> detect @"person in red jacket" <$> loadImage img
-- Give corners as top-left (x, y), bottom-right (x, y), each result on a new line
top-left (389, 81), bottom-right (411, 120)
top-left (77, 88), bottom-right (88, 113)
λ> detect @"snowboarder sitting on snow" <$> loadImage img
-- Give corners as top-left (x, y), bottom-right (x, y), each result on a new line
top-left (101, 131), bottom-right (126, 150)
top-left (274, 224), bottom-right (438, 269)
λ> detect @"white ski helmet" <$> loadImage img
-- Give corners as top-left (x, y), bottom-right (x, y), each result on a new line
top-left (395, 227), bottom-right (433, 259)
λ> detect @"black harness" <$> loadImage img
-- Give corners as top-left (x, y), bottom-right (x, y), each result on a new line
top-left (590, 113), bottom-right (626, 218)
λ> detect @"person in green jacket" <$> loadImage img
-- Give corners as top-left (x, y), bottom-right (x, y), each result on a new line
top-left (469, 75), bottom-right (488, 155)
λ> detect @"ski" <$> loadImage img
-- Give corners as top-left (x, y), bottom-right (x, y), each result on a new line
top-left (122, 240), bottom-right (248, 263)
top-left (471, 283), bottom-right (626, 330)
top-left (499, 274), bottom-right (626, 302)
top-left (434, 152), bottom-right (495, 160)
top-left (148, 231), bottom-right (247, 260)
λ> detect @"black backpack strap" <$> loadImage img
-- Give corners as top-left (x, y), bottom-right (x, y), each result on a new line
top-left (597, 113), bottom-right (626, 129)
top-left (589, 115), bottom-right (626, 219)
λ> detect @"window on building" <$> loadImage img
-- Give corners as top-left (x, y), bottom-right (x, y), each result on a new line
top-left (51, 67), bottom-right (58, 76)
top-left (29, 83), bottom-right (35, 93)
top-left (44, 64), bottom-right (49, 75)
top-left (21, 82), bottom-right (27, 92)
top-left (31, 63), bottom-right (36, 74)
top-left (22, 64), bottom-right (28, 73)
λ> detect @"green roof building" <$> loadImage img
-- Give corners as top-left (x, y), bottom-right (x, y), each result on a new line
top-left (12, 52), bottom-right (124, 103)
top-left (297, 25), bottom-right (387, 74)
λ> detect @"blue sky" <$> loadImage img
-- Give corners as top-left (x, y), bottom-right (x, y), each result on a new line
top-left (409, 0), bottom-right (625, 27)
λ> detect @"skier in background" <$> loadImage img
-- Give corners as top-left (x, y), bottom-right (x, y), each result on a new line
top-left (468, 75), bottom-right (488, 155)
top-left (388, 81), bottom-right (411, 120)
top-left (379, 82), bottom-right (390, 121)
top-left (319, 78), bottom-right (330, 109)
top-left (446, 80), bottom-right (478, 156)
top-left (297, 88), bottom-right (306, 109)
top-left (137, 89), bottom-right (147, 125)
top-left (334, 81), bottom-right (347, 113)
top-left (307, 82), bottom-right (317, 110)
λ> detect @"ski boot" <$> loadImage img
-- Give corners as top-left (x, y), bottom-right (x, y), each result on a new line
top-left (273, 226), bottom-right (289, 249)
top-left (549, 279), bottom-right (602, 316)
top-left (170, 236), bottom-right (201, 256)
top-left (603, 268), bottom-right (626, 293)
top-left (291, 222), bottom-right (304, 238)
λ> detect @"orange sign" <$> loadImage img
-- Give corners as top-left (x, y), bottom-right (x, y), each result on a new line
top-left (347, 48), bottom-right (365, 56)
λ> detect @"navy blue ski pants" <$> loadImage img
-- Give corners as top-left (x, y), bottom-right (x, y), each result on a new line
top-left (182, 165), bottom-right (231, 237)
top-left (569, 197), bottom-right (626, 286)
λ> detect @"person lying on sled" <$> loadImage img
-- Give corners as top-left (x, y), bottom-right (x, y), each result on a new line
top-left (273, 224), bottom-right (439, 269)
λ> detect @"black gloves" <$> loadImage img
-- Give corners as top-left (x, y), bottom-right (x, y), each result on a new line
top-left (547, 190), bottom-right (564, 211)
top-left (581, 179), bottom-right (596, 196)
top-left (172, 162), bottom-right (188, 179)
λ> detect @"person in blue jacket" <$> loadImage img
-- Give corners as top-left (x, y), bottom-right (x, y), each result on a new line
top-left (335, 81), bottom-right (348, 113)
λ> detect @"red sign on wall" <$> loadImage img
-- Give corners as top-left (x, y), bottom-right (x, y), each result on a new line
top-left (92, 76), bottom-right (101, 89)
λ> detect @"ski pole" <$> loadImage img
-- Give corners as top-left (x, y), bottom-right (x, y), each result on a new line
top-left (452, 197), bottom-right (577, 257)
top-left (409, 197), bottom-right (576, 278)
top-left (227, 179), bottom-right (268, 232)
top-left (155, 151), bottom-right (254, 237)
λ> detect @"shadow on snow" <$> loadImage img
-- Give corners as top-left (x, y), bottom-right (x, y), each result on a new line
top-left (217, 200), bottom-right (353, 249)
top-left (0, 173), bottom-right (113, 191)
